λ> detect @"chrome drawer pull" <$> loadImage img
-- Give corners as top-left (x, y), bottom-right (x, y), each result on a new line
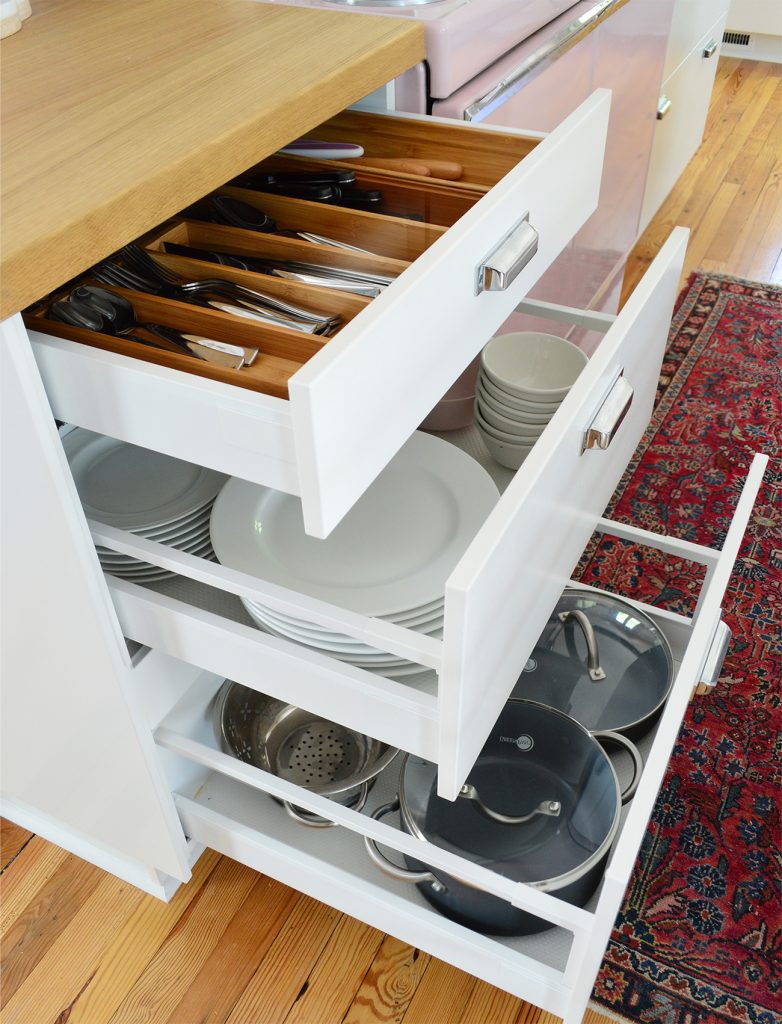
top-left (580, 375), bottom-right (634, 454)
top-left (476, 212), bottom-right (539, 294)
top-left (657, 96), bottom-right (672, 120)
top-left (703, 40), bottom-right (718, 58)
top-left (693, 621), bottom-right (732, 696)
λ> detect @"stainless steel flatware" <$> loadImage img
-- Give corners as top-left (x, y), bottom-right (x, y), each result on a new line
top-left (119, 244), bottom-right (341, 333)
top-left (53, 288), bottom-right (248, 369)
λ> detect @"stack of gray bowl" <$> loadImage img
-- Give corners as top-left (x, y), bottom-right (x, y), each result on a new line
top-left (475, 332), bottom-right (588, 469)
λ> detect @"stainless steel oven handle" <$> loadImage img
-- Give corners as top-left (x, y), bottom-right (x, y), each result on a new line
top-left (464, 0), bottom-right (631, 121)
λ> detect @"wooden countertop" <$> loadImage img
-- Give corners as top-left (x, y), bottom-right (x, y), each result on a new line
top-left (0, 0), bottom-right (423, 319)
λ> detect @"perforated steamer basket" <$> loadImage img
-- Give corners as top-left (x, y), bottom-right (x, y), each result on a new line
top-left (214, 680), bottom-right (400, 826)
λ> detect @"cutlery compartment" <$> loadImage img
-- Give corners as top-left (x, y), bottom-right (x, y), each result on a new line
top-left (249, 106), bottom-right (540, 191)
top-left (147, 218), bottom-right (412, 280)
top-left (181, 188), bottom-right (448, 262)
top-left (27, 93), bottom-right (611, 537)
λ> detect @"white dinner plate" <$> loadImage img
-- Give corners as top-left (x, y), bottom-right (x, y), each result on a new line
top-left (64, 429), bottom-right (226, 531)
top-left (246, 594), bottom-right (444, 631)
top-left (248, 613), bottom-right (431, 674)
top-left (243, 602), bottom-right (441, 661)
top-left (101, 541), bottom-right (214, 578)
top-left (211, 432), bottom-right (498, 618)
top-left (96, 523), bottom-right (212, 563)
top-left (246, 600), bottom-right (444, 649)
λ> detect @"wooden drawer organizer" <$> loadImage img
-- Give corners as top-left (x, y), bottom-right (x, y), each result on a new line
top-left (24, 108), bottom-right (527, 400)
top-left (27, 94), bottom-right (610, 538)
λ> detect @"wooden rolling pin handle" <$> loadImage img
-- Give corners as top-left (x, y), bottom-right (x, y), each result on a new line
top-left (352, 157), bottom-right (431, 176)
top-left (350, 157), bottom-right (464, 181)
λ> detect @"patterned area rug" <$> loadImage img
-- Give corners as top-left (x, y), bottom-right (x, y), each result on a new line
top-left (578, 272), bottom-right (782, 1024)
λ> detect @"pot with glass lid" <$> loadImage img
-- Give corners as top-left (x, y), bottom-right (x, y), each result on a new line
top-left (514, 589), bottom-right (675, 739)
top-left (364, 699), bottom-right (641, 936)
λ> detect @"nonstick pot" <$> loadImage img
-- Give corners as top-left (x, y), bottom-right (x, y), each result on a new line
top-left (364, 700), bottom-right (641, 936)
top-left (513, 589), bottom-right (675, 739)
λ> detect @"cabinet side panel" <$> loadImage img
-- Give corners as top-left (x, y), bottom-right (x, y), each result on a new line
top-left (0, 315), bottom-right (188, 880)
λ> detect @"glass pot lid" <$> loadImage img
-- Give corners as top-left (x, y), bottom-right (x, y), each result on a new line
top-left (519, 589), bottom-right (674, 734)
top-left (399, 701), bottom-right (621, 888)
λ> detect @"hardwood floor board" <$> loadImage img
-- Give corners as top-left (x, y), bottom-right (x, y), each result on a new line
top-left (0, 821), bottom-right (32, 873)
top-left (223, 895), bottom-right (341, 1024)
top-left (283, 915), bottom-right (385, 1024)
top-left (0, 836), bottom-right (69, 937)
top-left (707, 131), bottom-right (780, 263)
top-left (514, 1004), bottom-right (544, 1023)
top-left (105, 857), bottom-right (258, 1024)
top-left (456, 979), bottom-right (524, 1024)
top-left (1, 872), bottom-right (150, 1024)
top-left (398, 958), bottom-right (476, 1024)
top-left (679, 181), bottom-right (742, 282)
top-left (341, 937), bottom-right (430, 1024)
top-left (164, 873), bottom-right (299, 1024)
top-left (0, 853), bottom-right (104, 1008)
top-left (724, 76), bottom-right (782, 185)
top-left (66, 850), bottom-right (222, 1024)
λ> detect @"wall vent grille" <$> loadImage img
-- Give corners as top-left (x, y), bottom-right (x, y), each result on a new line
top-left (723, 31), bottom-right (751, 46)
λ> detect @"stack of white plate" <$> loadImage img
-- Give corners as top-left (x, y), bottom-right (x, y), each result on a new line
top-left (64, 428), bottom-right (227, 582)
top-left (210, 431), bottom-right (499, 678)
top-left (476, 332), bottom-right (588, 470)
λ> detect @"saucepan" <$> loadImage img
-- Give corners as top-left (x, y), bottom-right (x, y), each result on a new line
top-left (364, 699), bottom-right (642, 936)
top-left (514, 589), bottom-right (675, 739)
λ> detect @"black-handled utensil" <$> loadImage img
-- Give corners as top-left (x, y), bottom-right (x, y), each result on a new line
top-left (208, 195), bottom-right (277, 233)
top-left (55, 288), bottom-right (249, 368)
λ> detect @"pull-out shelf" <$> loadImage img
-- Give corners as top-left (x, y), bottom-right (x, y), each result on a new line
top-left (27, 95), bottom-right (610, 538)
top-left (129, 443), bottom-right (764, 1024)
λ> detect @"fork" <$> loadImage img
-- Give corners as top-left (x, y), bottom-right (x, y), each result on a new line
top-left (121, 245), bottom-right (340, 330)
top-left (93, 260), bottom-right (335, 337)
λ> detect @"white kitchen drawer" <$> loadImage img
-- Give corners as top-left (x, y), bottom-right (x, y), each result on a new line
top-left (640, 14), bottom-right (728, 232)
top-left (27, 93), bottom-right (610, 539)
top-left (663, 0), bottom-right (730, 80)
top-left (83, 229), bottom-right (730, 805)
top-left (140, 442), bottom-right (765, 1024)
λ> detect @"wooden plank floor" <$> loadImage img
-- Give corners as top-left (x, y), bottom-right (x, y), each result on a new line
top-left (2, 57), bottom-right (781, 1024)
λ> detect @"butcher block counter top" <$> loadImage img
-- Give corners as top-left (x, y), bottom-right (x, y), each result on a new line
top-left (0, 0), bottom-right (423, 318)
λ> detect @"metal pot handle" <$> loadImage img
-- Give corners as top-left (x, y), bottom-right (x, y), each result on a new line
top-left (558, 609), bottom-right (606, 680)
top-left (284, 782), bottom-right (369, 828)
top-left (593, 731), bottom-right (643, 804)
top-left (459, 786), bottom-right (561, 825)
top-left (364, 799), bottom-right (446, 891)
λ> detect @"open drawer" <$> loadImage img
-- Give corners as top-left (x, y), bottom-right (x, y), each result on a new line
top-left (136, 431), bottom-right (763, 1024)
top-left (79, 231), bottom-right (768, 806)
top-left (26, 93), bottom-right (610, 538)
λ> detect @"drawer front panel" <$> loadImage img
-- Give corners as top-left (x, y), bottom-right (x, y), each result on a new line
top-left (290, 91), bottom-right (611, 536)
top-left (437, 228), bottom-right (689, 798)
top-left (664, 0), bottom-right (730, 80)
top-left (641, 15), bottom-right (728, 232)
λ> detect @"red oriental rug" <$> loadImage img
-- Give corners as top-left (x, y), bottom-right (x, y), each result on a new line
top-left (579, 271), bottom-right (782, 1024)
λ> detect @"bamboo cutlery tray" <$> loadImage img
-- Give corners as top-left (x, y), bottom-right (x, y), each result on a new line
top-left (23, 110), bottom-right (542, 401)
